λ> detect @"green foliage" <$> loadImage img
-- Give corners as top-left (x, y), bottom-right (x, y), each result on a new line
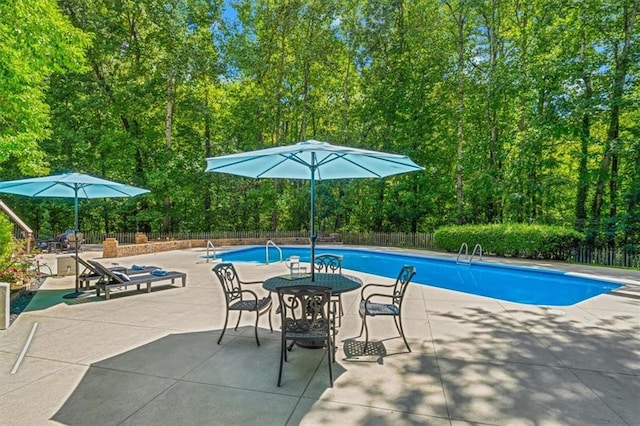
top-left (1, 0), bottom-right (639, 252)
top-left (0, 0), bottom-right (90, 174)
top-left (0, 214), bottom-right (14, 266)
top-left (39, 210), bottom-right (53, 240)
top-left (434, 224), bottom-right (585, 260)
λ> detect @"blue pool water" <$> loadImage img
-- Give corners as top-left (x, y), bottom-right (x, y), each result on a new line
top-left (208, 246), bottom-right (621, 306)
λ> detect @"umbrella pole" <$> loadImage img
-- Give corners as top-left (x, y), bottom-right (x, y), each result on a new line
top-left (63, 190), bottom-right (85, 299)
top-left (310, 163), bottom-right (316, 282)
top-left (74, 194), bottom-right (80, 293)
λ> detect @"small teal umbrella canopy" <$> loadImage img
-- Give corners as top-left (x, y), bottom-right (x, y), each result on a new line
top-left (205, 140), bottom-right (424, 280)
top-left (0, 172), bottom-right (150, 297)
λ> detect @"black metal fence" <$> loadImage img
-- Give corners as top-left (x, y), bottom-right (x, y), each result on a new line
top-left (341, 232), bottom-right (435, 249)
top-left (79, 230), bottom-right (313, 245)
top-left (32, 230), bottom-right (640, 269)
top-left (571, 246), bottom-right (640, 269)
top-left (68, 230), bottom-right (437, 249)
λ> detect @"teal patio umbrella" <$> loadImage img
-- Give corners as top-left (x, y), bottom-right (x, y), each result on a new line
top-left (205, 140), bottom-right (424, 280)
top-left (0, 173), bottom-right (150, 298)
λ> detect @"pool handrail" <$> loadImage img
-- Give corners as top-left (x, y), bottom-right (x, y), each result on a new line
top-left (470, 244), bottom-right (483, 262)
top-left (206, 240), bottom-right (217, 263)
top-left (456, 243), bottom-right (468, 264)
top-left (265, 240), bottom-right (283, 264)
top-left (457, 243), bottom-right (483, 264)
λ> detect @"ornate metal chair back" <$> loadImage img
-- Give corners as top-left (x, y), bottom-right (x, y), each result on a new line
top-left (212, 263), bottom-right (243, 304)
top-left (277, 285), bottom-right (332, 335)
top-left (313, 254), bottom-right (343, 274)
top-left (393, 265), bottom-right (417, 308)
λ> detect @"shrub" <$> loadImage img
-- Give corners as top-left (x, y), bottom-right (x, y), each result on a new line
top-left (434, 224), bottom-right (584, 260)
top-left (0, 213), bottom-right (14, 267)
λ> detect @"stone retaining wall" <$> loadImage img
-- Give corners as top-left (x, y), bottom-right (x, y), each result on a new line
top-left (102, 236), bottom-right (340, 258)
top-left (102, 238), bottom-right (207, 258)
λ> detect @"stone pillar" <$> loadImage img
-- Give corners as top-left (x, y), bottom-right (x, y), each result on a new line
top-left (102, 238), bottom-right (119, 258)
top-left (135, 232), bottom-right (148, 244)
top-left (0, 282), bottom-right (9, 330)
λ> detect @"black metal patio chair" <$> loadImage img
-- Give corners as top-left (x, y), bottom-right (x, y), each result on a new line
top-left (314, 253), bottom-right (344, 326)
top-left (358, 265), bottom-right (416, 352)
top-left (277, 285), bottom-right (334, 387)
top-left (212, 263), bottom-right (273, 346)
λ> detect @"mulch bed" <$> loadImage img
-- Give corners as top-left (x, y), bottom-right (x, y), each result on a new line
top-left (9, 277), bottom-right (46, 326)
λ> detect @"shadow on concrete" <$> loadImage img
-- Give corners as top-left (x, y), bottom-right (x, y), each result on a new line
top-left (22, 284), bottom-right (182, 313)
top-left (52, 327), bottom-right (343, 425)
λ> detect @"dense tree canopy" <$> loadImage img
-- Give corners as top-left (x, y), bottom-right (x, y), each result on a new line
top-left (0, 0), bottom-right (638, 249)
top-left (0, 0), bottom-right (89, 174)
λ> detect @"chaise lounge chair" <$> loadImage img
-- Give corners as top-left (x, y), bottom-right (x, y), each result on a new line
top-left (87, 259), bottom-right (187, 300)
top-left (74, 255), bottom-right (160, 288)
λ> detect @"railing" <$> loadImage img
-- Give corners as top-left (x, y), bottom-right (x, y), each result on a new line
top-left (456, 243), bottom-right (483, 264)
top-left (571, 246), bottom-right (640, 269)
top-left (265, 240), bottom-right (282, 264)
top-left (456, 243), bottom-right (469, 264)
top-left (37, 230), bottom-right (436, 249)
top-left (27, 229), bottom-right (640, 269)
top-left (341, 231), bottom-right (435, 249)
top-left (205, 240), bottom-right (216, 262)
top-left (1, 199), bottom-right (33, 252)
top-left (470, 244), bottom-right (483, 262)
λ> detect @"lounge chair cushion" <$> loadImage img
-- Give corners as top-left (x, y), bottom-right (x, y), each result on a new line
top-left (113, 271), bottom-right (131, 282)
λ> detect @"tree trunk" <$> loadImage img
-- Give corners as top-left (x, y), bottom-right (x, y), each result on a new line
top-left (591, 1), bottom-right (638, 235)
top-left (204, 87), bottom-right (212, 228)
top-left (575, 26), bottom-right (591, 232)
top-left (163, 73), bottom-right (175, 233)
top-left (455, 6), bottom-right (465, 225)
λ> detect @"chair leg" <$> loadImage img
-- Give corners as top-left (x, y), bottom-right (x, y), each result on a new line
top-left (397, 314), bottom-right (411, 352)
top-left (218, 309), bottom-right (229, 344)
top-left (358, 312), bottom-right (365, 337)
top-left (268, 305), bottom-right (273, 333)
top-left (331, 307), bottom-right (337, 360)
top-left (393, 315), bottom-right (402, 335)
top-left (254, 311), bottom-right (261, 346)
top-left (234, 311), bottom-right (242, 330)
top-left (363, 315), bottom-right (370, 352)
top-left (327, 337), bottom-right (333, 387)
top-left (278, 335), bottom-right (285, 386)
top-left (334, 296), bottom-right (343, 327)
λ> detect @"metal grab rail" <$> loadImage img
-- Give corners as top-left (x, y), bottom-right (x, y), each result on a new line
top-left (265, 240), bottom-right (283, 264)
top-left (456, 243), bottom-right (468, 264)
top-left (205, 240), bottom-right (217, 263)
top-left (470, 244), bottom-right (483, 262)
top-left (457, 243), bottom-right (483, 264)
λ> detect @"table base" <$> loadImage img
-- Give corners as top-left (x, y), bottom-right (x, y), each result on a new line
top-left (294, 340), bottom-right (326, 349)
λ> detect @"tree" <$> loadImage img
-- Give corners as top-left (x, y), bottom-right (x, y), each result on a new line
top-left (0, 0), bottom-right (89, 175)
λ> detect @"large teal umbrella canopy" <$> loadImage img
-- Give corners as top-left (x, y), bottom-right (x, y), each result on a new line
top-left (0, 172), bottom-right (150, 297)
top-left (205, 140), bottom-right (424, 279)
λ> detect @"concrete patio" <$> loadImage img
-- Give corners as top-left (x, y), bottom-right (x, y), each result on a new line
top-left (1, 247), bottom-right (638, 425)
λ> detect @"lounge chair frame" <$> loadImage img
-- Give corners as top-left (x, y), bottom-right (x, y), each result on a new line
top-left (88, 259), bottom-right (186, 300)
top-left (74, 255), bottom-right (159, 288)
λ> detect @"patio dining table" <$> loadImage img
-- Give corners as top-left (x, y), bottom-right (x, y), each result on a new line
top-left (262, 272), bottom-right (362, 294)
top-left (263, 272), bottom-right (362, 349)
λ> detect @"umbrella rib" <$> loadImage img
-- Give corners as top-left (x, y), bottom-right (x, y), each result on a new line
top-left (210, 153), bottom-right (312, 177)
top-left (26, 183), bottom-right (60, 197)
top-left (315, 153), bottom-right (408, 178)
top-left (255, 154), bottom-right (309, 177)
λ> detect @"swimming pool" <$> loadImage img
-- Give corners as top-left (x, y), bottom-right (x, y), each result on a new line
top-left (209, 246), bottom-right (621, 306)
